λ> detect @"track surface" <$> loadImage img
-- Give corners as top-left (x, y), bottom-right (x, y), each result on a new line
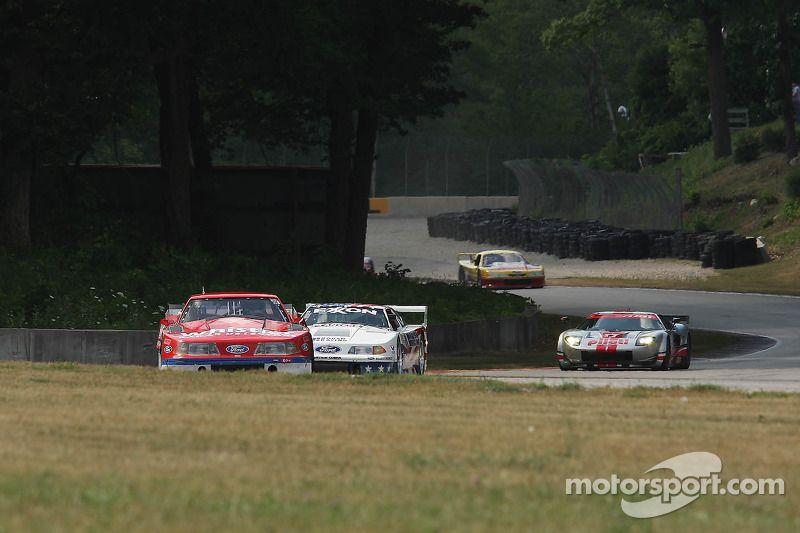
top-left (366, 216), bottom-right (800, 391)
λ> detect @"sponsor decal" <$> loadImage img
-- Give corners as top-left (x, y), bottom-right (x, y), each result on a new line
top-left (178, 328), bottom-right (297, 338)
top-left (565, 452), bottom-right (784, 519)
top-left (164, 345), bottom-right (173, 354)
top-left (313, 337), bottom-right (349, 342)
top-left (313, 306), bottom-right (378, 315)
top-left (315, 345), bottom-right (341, 353)
top-left (226, 345), bottom-right (249, 355)
top-left (301, 343), bottom-right (310, 351)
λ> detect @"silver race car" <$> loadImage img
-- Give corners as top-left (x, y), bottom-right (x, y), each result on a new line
top-left (556, 311), bottom-right (691, 370)
top-left (303, 303), bottom-right (428, 374)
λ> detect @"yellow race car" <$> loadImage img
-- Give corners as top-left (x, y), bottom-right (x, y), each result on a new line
top-left (457, 250), bottom-right (545, 289)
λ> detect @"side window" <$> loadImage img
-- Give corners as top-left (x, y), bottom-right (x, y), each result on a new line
top-left (386, 310), bottom-right (400, 331)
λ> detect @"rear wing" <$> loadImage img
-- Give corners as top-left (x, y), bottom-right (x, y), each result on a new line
top-left (659, 314), bottom-right (689, 327)
top-left (458, 252), bottom-right (478, 264)
top-left (389, 305), bottom-right (428, 328)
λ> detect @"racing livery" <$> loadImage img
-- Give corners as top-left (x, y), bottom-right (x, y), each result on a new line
top-left (302, 304), bottom-right (428, 374)
top-left (458, 249), bottom-right (545, 289)
top-left (158, 292), bottom-right (312, 373)
top-left (556, 311), bottom-right (691, 370)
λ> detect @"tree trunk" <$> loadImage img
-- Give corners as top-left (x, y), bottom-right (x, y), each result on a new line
top-left (591, 48), bottom-right (618, 138)
top-left (701, 7), bottom-right (732, 159)
top-left (325, 83), bottom-right (355, 257)
top-left (776, 0), bottom-right (798, 159)
top-left (154, 53), bottom-right (195, 246)
top-left (0, 142), bottom-right (34, 248)
top-left (343, 109), bottom-right (379, 271)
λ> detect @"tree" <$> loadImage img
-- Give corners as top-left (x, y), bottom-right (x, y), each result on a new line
top-left (0, 1), bottom-right (141, 248)
top-left (774, 0), bottom-right (798, 159)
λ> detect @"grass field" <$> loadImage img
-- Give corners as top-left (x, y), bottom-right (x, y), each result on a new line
top-left (1, 363), bottom-right (797, 532)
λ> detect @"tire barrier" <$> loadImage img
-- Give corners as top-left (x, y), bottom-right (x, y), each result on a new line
top-left (427, 209), bottom-right (763, 270)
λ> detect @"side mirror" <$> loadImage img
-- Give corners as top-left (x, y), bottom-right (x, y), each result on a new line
top-left (160, 315), bottom-right (178, 327)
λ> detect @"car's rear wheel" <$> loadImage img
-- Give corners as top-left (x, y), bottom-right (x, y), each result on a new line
top-left (676, 334), bottom-right (692, 370)
top-left (660, 338), bottom-right (672, 370)
top-left (395, 342), bottom-right (405, 374)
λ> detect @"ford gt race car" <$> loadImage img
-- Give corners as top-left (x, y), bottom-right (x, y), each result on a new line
top-left (458, 250), bottom-right (545, 289)
top-left (157, 293), bottom-right (312, 373)
top-left (556, 311), bottom-right (691, 370)
top-left (302, 304), bottom-right (428, 374)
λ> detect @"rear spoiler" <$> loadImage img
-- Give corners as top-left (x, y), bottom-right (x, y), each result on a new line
top-left (389, 305), bottom-right (428, 328)
top-left (659, 314), bottom-right (689, 326)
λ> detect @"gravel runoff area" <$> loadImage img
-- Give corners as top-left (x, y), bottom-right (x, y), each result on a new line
top-left (366, 216), bottom-right (716, 281)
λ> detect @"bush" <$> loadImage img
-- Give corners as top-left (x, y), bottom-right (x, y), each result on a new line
top-left (786, 168), bottom-right (800, 199)
top-left (760, 128), bottom-right (785, 153)
top-left (782, 199), bottom-right (800, 222)
top-left (733, 134), bottom-right (761, 163)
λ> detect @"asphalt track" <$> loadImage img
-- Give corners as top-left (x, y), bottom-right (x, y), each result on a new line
top-left (443, 286), bottom-right (800, 392)
top-left (366, 217), bottom-right (800, 391)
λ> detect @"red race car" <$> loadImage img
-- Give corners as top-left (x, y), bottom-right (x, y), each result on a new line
top-left (157, 292), bottom-right (312, 373)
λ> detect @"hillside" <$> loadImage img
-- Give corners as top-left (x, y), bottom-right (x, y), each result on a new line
top-left (557, 122), bottom-right (800, 295)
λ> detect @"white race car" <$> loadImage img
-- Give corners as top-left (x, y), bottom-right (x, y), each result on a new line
top-left (303, 303), bottom-right (428, 374)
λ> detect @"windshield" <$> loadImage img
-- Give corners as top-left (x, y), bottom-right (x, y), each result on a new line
top-left (482, 252), bottom-right (526, 266)
top-left (181, 297), bottom-right (288, 323)
top-left (304, 306), bottom-right (389, 329)
top-left (578, 317), bottom-right (662, 332)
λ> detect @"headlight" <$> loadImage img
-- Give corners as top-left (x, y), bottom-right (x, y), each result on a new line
top-left (348, 345), bottom-right (388, 355)
top-left (176, 342), bottom-right (219, 356)
top-left (564, 335), bottom-right (582, 348)
top-left (254, 342), bottom-right (298, 355)
top-left (636, 336), bottom-right (657, 346)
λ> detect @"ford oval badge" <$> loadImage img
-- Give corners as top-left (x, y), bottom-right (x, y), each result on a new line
top-left (315, 345), bottom-right (341, 353)
top-left (226, 345), bottom-right (249, 355)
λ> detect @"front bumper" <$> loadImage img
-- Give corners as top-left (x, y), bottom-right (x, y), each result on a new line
top-left (556, 347), bottom-right (665, 369)
top-left (160, 356), bottom-right (312, 373)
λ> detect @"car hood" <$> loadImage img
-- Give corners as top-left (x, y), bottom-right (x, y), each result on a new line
top-left (564, 330), bottom-right (662, 349)
top-left (309, 323), bottom-right (396, 344)
top-left (168, 316), bottom-right (306, 342)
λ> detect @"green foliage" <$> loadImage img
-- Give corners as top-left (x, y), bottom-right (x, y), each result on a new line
top-left (782, 199), bottom-right (800, 222)
top-left (786, 168), bottom-right (800, 199)
top-left (0, 233), bottom-right (526, 330)
top-left (689, 213), bottom-right (714, 232)
top-left (760, 128), bottom-right (785, 153)
top-left (733, 135), bottom-right (761, 164)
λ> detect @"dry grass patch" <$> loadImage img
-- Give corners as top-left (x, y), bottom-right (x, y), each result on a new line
top-left (0, 363), bottom-right (798, 532)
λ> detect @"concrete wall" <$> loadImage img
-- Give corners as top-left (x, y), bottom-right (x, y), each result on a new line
top-left (427, 310), bottom-right (538, 355)
top-left (0, 310), bottom-right (538, 365)
top-left (0, 329), bottom-right (157, 366)
top-left (370, 196), bottom-right (518, 217)
top-left (504, 159), bottom-right (681, 230)
top-left (35, 165), bottom-right (329, 251)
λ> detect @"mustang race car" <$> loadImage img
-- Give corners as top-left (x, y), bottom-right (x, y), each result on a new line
top-left (157, 292), bottom-right (312, 373)
top-left (458, 250), bottom-right (545, 289)
top-left (302, 303), bottom-right (428, 374)
top-left (556, 311), bottom-right (691, 370)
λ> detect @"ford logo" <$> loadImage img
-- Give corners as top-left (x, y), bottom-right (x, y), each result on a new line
top-left (226, 345), bottom-right (249, 355)
top-left (315, 345), bottom-right (341, 354)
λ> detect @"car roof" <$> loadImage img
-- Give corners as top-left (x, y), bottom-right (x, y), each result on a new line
top-left (308, 303), bottom-right (386, 310)
top-left (478, 249), bottom-right (522, 255)
top-left (187, 292), bottom-right (281, 300)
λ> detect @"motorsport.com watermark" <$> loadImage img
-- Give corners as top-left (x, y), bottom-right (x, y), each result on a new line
top-left (566, 452), bottom-right (785, 518)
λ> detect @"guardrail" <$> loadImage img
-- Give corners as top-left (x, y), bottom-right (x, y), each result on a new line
top-left (0, 311), bottom-right (539, 365)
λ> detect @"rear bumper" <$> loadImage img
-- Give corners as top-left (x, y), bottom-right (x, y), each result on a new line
top-left (481, 277), bottom-right (545, 289)
top-left (160, 356), bottom-right (312, 373)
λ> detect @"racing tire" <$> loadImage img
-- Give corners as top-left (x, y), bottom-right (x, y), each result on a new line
top-left (458, 267), bottom-right (467, 286)
top-left (659, 338), bottom-right (672, 371)
top-left (395, 342), bottom-right (405, 374)
top-left (676, 335), bottom-right (692, 370)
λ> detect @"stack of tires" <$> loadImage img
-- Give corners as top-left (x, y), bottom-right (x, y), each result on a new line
top-left (425, 209), bottom-right (763, 269)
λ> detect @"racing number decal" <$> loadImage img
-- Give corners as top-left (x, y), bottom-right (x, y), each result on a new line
top-left (587, 332), bottom-right (629, 353)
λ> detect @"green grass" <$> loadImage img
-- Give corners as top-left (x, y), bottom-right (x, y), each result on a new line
top-left (0, 232), bottom-right (527, 329)
top-left (0, 363), bottom-right (797, 532)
